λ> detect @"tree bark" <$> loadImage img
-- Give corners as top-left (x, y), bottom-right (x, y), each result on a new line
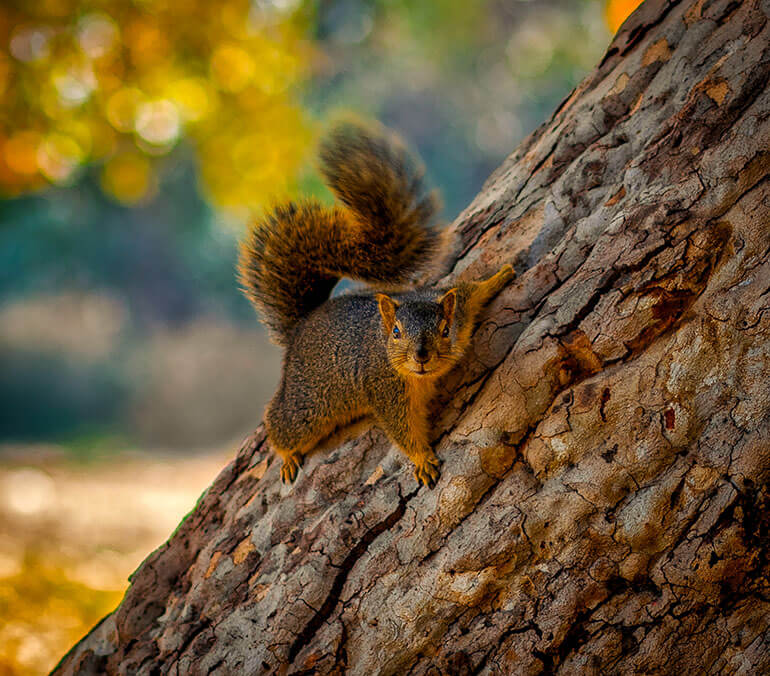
top-left (56, 0), bottom-right (770, 673)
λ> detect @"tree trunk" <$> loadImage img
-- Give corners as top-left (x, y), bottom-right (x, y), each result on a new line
top-left (56, 1), bottom-right (770, 673)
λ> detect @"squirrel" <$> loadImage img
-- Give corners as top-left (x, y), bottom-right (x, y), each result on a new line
top-left (238, 120), bottom-right (514, 488)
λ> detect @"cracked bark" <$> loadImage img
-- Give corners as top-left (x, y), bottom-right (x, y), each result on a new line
top-left (56, 1), bottom-right (770, 674)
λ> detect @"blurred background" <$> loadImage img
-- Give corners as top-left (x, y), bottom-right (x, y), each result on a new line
top-left (0, 0), bottom-right (640, 672)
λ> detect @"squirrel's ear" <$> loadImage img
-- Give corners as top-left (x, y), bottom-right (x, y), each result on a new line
top-left (439, 288), bottom-right (457, 323)
top-left (377, 293), bottom-right (398, 331)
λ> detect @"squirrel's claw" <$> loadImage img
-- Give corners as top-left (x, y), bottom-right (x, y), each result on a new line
top-left (414, 454), bottom-right (441, 488)
top-left (280, 455), bottom-right (301, 484)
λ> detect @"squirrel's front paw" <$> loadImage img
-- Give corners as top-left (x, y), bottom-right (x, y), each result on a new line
top-left (413, 453), bottom-right (440, 489)
top-left (498, 264), bottom-right (515, 283)
top-left (280, 455), bottom-right (302, 484)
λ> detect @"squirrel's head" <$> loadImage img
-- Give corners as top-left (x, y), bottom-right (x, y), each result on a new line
top-left (377, 290), bottom-right (459, 378)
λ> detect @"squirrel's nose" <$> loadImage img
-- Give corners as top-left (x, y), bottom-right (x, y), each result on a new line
top-left (415, 345), bottom-right (430, 363)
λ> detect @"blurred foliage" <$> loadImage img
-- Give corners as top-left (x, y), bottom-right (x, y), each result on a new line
top-left (0, 455), bottom-right (229, 674)
top-left (0, 152), bottom-right (238, 318)
top-left (0, 349), bottom-right (124, 443)
top-left (306, 0), bottom-right (615, 215)
top-left (0, 0), bottom-right (312, 211)
top-left (0, 554), bottom-right (123, 676)
top-left (0, 152), bottom-right (283, 445)
top-left (0, 0), bottom-right (641, 213)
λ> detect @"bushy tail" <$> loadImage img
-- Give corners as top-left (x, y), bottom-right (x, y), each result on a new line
top-left (238, 120), bottom-right (442, 345)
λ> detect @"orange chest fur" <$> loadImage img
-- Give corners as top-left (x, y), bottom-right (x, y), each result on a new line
top-left (404, 377), bottom-right (438, 435)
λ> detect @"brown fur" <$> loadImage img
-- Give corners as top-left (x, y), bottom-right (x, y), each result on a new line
top-left (238, 120), bottom-right (514, 487)
top-left (238, 120), bottom-right (442, 346)
top-left (263, 265), bottom-right (515, 487)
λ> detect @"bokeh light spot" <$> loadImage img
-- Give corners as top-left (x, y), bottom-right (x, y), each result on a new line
top-left (0, 0), bottom-right (310, 205)
top-left (106, 88), bottom-right (145, 132)
top-left (211, 44), bottom-right (256, 92)
top-left (4, 132), bottom-right (42, 176)
top-left (53, 65), bottom-right (97, 107)
top-left (1, 468), bottom-right (56, 516)
top-left (37, 134), bottom-right (85, 183)
top-left (101, 152), bottom-right (152, 204)
top-left (168, 78), bottom-right (213, 122)
top-left (77, 13), bottom-right (119, 59)
top-left (9, 26), bottom-right (52, 63)
top-left (135, 99), bottom-right (181, 147)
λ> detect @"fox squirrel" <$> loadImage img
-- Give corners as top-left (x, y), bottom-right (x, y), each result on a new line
top-left (238, 120), bottom-right (514, 488)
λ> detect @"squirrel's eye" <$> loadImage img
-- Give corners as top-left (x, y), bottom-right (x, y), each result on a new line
top-left (442, 326), bottom-right (450, 338)
top-left (392, 326), bottom-right (401, 339)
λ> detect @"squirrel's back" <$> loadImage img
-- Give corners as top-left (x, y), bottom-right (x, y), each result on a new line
top-left (238, 120), bottom-right (444, 345)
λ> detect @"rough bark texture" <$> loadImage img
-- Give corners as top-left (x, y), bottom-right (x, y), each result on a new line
top-left (57, 1), bottom-right (770, 673)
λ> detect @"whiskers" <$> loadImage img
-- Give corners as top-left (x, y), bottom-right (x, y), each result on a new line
top-left (389, 351), bottom-right (413, 368)
top-left (388, 351), bottom-right (416, 376)
top-left (389, 349), bottom-right (459, 377)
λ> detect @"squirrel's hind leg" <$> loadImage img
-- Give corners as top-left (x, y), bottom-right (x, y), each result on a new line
top-left (265, 385), bottom-right (325, 483)
top-left (274, 445), bottom-right (303, 484)
top-left (266, 400), bottom-right (365, 484)
top-left (265, 406), bottom-right (319, 485)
